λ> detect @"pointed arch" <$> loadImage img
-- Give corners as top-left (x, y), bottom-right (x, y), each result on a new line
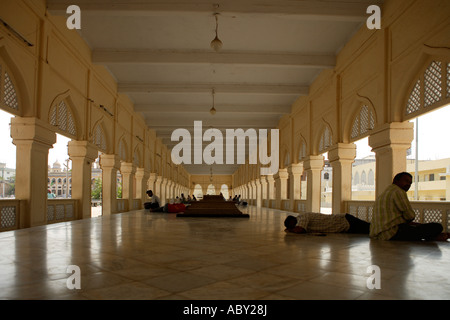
top-left (133, 145), bottom-right (142, 168)
top-left (118, 137), bottom-right (128, 162)
top-left (349, 101), bottom-right (377, 142)
top-left (0, 48), bottom-right (25, 116)
top-left (48, 91), bottom-right (79, 139)
top-left (402, 47), bottom-right (450, 121)
top-left (296, 134), bottom-right (307, 163)
top-left (317, 121), bottom-right (333, 154)
top-left (91, 121), bottom-right (108, 153)
top-left (284, 151), bottom-right (290, 168)
top-left (280, 144), bottom-right (290, 169)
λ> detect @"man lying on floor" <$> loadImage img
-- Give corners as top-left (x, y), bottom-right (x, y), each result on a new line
top-left (284, 212), bottom-right (370, 235)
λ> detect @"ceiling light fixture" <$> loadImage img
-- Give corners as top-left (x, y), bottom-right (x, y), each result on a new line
top-left (210, 88), bottom-right (217, 115)
top-left (210, 12), bottom-right (223, 52)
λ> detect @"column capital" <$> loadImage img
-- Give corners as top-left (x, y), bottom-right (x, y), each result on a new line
top-left (135, 167), bottom-right (149, 179)
top-left (328, 143), bottom-right (356, 163)
top-left (259, 175), bottom-right (267, 183)
top-left (287, 163), bottom-right (304, 175)
top-left (100, 154), bottom-right (120, 169)
top-left (68, 141), bottom-right (98, 161)
top-left (274, 168), bottom-right (289, 179)
top-left (120, 162), bottom-right (136, 174)
top-left (11, 117), bottom-right (56, 147)
top-left (369, 122), bottom-right (414, 151)
top-left (303, 155), bottom-right (324, 170)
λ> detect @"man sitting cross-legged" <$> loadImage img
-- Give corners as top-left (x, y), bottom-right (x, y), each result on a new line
top-left (370, 172), bottom-right (449, 241)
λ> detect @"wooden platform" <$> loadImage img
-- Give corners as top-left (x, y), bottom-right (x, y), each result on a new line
top-left (176, 195), bottom-right (249, 218)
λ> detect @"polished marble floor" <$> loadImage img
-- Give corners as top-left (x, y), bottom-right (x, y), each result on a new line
top-left (0, 206), bottom-right (449, 300)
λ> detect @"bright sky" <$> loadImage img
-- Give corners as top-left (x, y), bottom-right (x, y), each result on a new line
top-left (1, 105), bottom-right (449, 169)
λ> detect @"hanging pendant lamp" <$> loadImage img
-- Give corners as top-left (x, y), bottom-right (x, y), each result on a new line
top-left (211, 13), bottom-right (223, 52)
top-left (210, 88), bottom-right (217, 115)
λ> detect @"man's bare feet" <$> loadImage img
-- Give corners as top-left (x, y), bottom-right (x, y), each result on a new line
top-left (433, 233), bottom-right (450, 241)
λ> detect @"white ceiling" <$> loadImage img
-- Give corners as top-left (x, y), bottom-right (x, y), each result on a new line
top-left (47, 0), bottom-right (383, 175)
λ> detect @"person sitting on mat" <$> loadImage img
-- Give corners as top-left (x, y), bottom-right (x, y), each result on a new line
top-left (144, 190), bottom-right (160, 211)
top-left (370, 172), bottom-right (449, 241)
top-left (284, 212), bottom-right (370, 235)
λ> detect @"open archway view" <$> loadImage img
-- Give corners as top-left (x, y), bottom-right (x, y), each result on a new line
top-left (0, 109), bottom-right (15, 199)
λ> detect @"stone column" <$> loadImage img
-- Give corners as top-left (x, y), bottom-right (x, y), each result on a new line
top-left (248, 180), bottom-right (254, 205)
top-left (120, 162), bottom-right (136, 211)
top-left (147, 172), bottom-right (157, 193)
top-left (266, 175), bottom-right (275, 207)
top-left (328, 143), bottom-right (356, 215)
top-left (167, 180), bottom-right (173, 202)
top-left (99, 154), bottom-right (120, 215)
top-left (254, 179), bottom-right (261, 207)
top-left (160, 178), bottom-right (167, 205)
top-left (369, 122), bottom-right (414, 197)
top-left (303, 155), bottom-right (324, 213)
top-left (11, 117), bottom-right (56, 227)
top-left (154, 175), bottom-right (162, 202)
top-left (260, 176), bottom-right (268, 207)
top-left (68, 141), bottom-right (98, 219)
top-left (287, 163), bottom-right (303, 211)
top-left (135, 168), bottom-right (149, 209)
top-left (274, 168), bottom-right (288, 209)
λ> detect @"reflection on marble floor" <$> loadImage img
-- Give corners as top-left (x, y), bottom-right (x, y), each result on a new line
top-left (0, 206), bottom-right (449, 300)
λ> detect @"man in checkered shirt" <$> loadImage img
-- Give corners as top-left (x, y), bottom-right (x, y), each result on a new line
top-left (284, 212), bottom-right (370, 234)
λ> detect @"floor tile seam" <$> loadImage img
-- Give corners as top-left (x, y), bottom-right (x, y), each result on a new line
top-left (142, 275), bottom-right (220, 294)
top-left (275, 279), bottom-right (369, 300)
top-left (225, 274), bottom-right (310, 294)
top-left (173, 280), bottom-right (274, 300)
top-left (77, 280), bottom-right (172, 300)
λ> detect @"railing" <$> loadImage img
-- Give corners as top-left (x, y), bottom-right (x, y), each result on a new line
top-left (345, 200), bottom-right (450, 232)
top-left (295, 200), bottom-right (307, 213)
top-left (47, 199), bottom-right (78, 224)
top-left (281, 199), bottom-right (291, 211)
top-left (116, 199), bottom-right (127, 212)
top-left (0, 199), bottom-right (21, 232)
top-left (131, 199), bottom-right (141, 210)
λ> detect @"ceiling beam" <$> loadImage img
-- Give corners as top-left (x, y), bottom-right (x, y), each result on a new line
top-left (134, 104), bottom-right (291, 114)
top-left (119, 83), bottom-right (308, 95)
top-left (148, 122), bottom-right (278, 129)
top-left (93, 50), bottom-right (336, 68)
top-left (47, 0), bottom-right (382, 21)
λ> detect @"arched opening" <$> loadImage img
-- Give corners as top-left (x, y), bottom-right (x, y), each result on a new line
top-left (320, 152), bottom-right (332, 214)
top-left (220, 184), bottom-right (230, 200)
top-left (403, 58), bottom-right (450, 201)
top-left (193, 184), bottom-right (203, 200)
top-left (48, 134), bottom-right (72, 199)
top-left (91, 151), bottom-right (103, 217)
top-left (351, 137), bottom-right (376, 200)
top-left (317, 124), bottom-right (333, 214)
top-left (0, 109), bottom-right (16, 199)
top-left (206, 184), bottom-right (216, 195)
top-left (117, 172), bottom-right (123, 199)
top-left (407, 105), bottom-right (450, 201)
